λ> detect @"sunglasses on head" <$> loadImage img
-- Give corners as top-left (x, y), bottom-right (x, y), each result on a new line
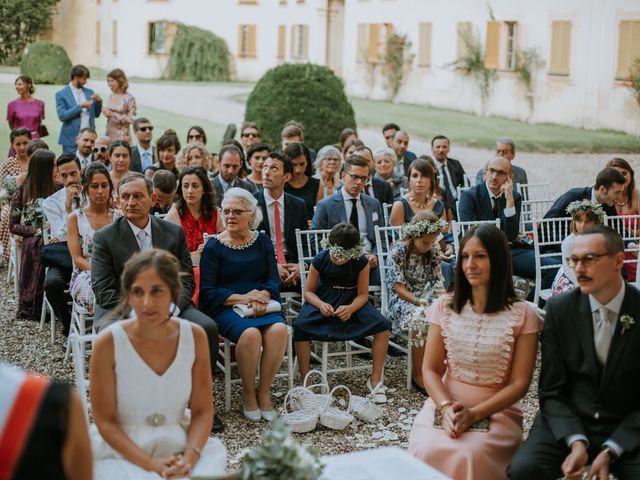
top-left (92, 146), bottom-right (107, 153)
top-left (138, 126), bottom-right (154, 132)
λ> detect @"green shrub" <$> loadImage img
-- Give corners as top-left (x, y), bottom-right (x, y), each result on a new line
top-left (165, 24), bottom-right (231, 82)
top-left (19, 41), bottom-right (72, 84)
top-left (245, 63), bottom-right (357, 150)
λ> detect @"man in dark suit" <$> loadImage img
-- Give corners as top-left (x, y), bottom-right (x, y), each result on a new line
top-left (255, 152), bottom-right (308, 288)
top-left (509, 225), bottom-right (640, 479)
top-left (459, 156), bottom-right (556, 294)
top-left (391, 130), bottom-right (418, 176)
top-left (544, 167), bottom-right (625, 219)
top-left (211, 144), bottom-right (256, 206)
top-left (432, 135), bottom-right (466, 219)
top-left (354, 145), bottom-right (395, 206)
top-left (130, 117), bottom-right (155, 173)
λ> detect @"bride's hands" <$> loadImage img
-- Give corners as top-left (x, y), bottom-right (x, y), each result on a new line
top-left (147, 456), bottom-right (179, 477)
top-left (162, 455), bottom-right (193, 479)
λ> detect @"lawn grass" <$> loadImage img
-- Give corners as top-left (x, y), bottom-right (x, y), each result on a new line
top-left (0, 83), bottom-right (226, 159)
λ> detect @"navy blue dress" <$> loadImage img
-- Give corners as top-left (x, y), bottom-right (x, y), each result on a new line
top-left (199, 232), bottom-right (285, 343)
top-left (294, 250), bottom-right (390, 342)
top-left (397, 197), bottom-right (445, 223)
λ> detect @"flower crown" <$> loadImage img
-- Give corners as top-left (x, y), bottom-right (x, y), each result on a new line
top-left (320, 236), bottom-right (365, 261)
top-left (565, 200), bottom-right (606, 223)
top-left (402, 218), bottom-right (447, 239)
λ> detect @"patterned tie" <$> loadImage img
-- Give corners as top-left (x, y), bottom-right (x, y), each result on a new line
top-left (350, 198), bottom-right (359, 230)
top-left (137, 230), bottom-right (150, 251)
top-left (594, 307), bottom-right (614, 365)
top-left (273, 200), bottom-right (286, 265)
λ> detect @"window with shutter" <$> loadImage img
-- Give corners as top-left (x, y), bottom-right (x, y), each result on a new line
top-left (484, 20), bottom-right (500, 69)
top-left (357, 24), bottom-right (367, 63)
top-left (549, 21), bottom-right (571, 76)
top-left (248, 25), bottom-right (257, 57)
top-left (457, 22), bottom-right (472, 61)
top-left (418, 22), bottom-right (432, 67)
top-left (291, 25), bottom-right (308, 59)
top-left (277, 25), bottom-right (286, 59)
top-left (368, 23), bottom-right (380, 64)
top-left (616, 20), bottom-right (640, 80)
top-left (504, 21), bottom-right (518, 70)
top-left (238, 24), bottom-right (256, 57)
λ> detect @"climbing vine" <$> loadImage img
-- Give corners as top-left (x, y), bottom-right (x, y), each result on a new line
top-left (382, 33), bottom-right (415, 101)
top-left (514, 47), bottom-right (545, 121)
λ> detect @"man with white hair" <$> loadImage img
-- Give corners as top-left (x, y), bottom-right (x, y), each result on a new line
top-left (476, 137), bottom-right (528, 187)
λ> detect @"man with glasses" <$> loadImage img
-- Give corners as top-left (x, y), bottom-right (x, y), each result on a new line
top-left (475, 137), bottom-right (528, 187)
top-left (459, 156), bottom-right (556, 295)
top-left (75, 127), bottom-right (97, 169)
top-left (93, 135), bottom-right (111, 167)
top-left (312, 155), bottom-right (384, 283)
top-left (130, 117), bottom-right (155, 173)
top-left (509, 225), bottom-right (640, 480)
top-left (239, 121), bottom-right (261, 154)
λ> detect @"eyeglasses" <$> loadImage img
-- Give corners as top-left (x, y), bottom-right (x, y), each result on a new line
top-left (92, 146), bottom-right (107, 153)
top-left (188, 134), bottom-right (203, 140)
top-left (242, 132), bottom-right (260, 138)
top-left (566, 253), bottom-right (611, 269)
top-left (138, 126), bottom-right (154, 132)
top-left (347, 173), bottom-right (369, 183)
top-left (487, 168), bottom-right (509, 177)
top-left (222, 208), bottom-right (250, 217)
top-left (325, 157), bottom-right (340, 163)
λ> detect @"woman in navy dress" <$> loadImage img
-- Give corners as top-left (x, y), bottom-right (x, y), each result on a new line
top-left (294, 224), bottom-right (390, 403)
top-left (199, 187), bottom-right (287, 422)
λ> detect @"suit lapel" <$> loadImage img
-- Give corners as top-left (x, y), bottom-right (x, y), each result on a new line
top-left (333, 192), bottom-right (347, 224)
top-left (576, 294), bottom-right (601, 376)
top-left (478, 184), bottom-right (493, 218)
top-left (258, 192), bottom-right (270, 233)
top-left (119, 217), bottom-right (140, 253)
top-left (150, 216), bottom-right (166, 249)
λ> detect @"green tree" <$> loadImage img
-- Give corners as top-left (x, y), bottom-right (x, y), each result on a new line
top-left (0, 0), bottom-right (60, 65)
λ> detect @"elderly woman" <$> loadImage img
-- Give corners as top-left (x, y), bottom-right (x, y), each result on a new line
top-left (313, 145), bottom-right (342, 197)
top-left (175, 143), bottom-right (213, 174)
top-left (199, 187), bottom-right (287, 423)
top-left (374, 147), bottom-right (407, 201)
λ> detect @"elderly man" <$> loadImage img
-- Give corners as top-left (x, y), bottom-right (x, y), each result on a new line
top-left (92, 135), bottom-right (111, 167)
top-left (475, 137), bottom-right (528, 187)
top-left (509, 225), bottom-right (640, 480)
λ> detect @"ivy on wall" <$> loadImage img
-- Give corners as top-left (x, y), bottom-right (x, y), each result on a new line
top-left (164, 24), bottom-right (231, 82)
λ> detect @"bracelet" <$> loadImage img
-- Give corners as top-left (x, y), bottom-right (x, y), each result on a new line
top-left (438, 399), bottom-right (453, 412)
top-left (184, 446), bottom-right (201, 459)
top-left (413, 296), bottom-right (418, 305)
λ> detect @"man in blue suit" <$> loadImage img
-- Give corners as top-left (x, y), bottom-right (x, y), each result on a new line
top-left (55, 65), bottom-right (102, 153)
top-left (459, 156), bottom-right (557, 297)
top-left (312, 155), bottom-right (384, 284)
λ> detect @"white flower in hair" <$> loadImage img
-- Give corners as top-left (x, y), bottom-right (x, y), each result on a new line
top-left (320, 237), bottom-right (365, 261)
top-left (401, 218), bottom-right (447, 239)
top-left (565, 200), bottom-right (606, 223)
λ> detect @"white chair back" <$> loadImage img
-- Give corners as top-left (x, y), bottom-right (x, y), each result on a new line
top-left (374, 225), bottom-right (402, 317)
top-left (532, 216), bottom-right (572, 304)
top-left (70, 333), bottom-right (96, 419)
top-left (451, 219), bottom-right (501, 257)
top-left (520, 199), bottom-right (555, 235)
top-left (517, 182), bottom-right (551, 202)
top-left (605, 214), bottom-right (640, 287)
top-left (463, 173), bottom-right (474, 188)
top-left (455, 186), bottom-right (473, 220)
top-left (382, 203), bottom-right (393, 226)
top-left (296, 228), bottom-right (332, 293)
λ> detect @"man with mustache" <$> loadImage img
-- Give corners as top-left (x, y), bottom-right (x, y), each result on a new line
top-left (509, 225), bottom-right (640, 479)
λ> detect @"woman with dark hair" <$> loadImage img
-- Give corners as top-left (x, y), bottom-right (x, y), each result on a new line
top-left (67, 162), bottom-right (114, 314)
top-left (186, 126), bottom-right (207, 145)
top-left (284, 142), bottom-right (322, 220)
top-left (342, 137), bottom-right (364, 158)
top-left (6, 75), bottom-right (45, 157)
top-left (339, 127), bottom-right (358, 150)
top-left (108, 140), bottom-right (133, 187)
top-left (10, 149), bottom-right (59, 320)
top-left (1, 128), bottom-right (32, 265)
top-left (103, 69), bottom-right (136, 143)
top-left (390, 158), bottom-right (446, 226)
top-left (408, 224), bottom-right (542, 480)
top-left (151, 133), bottom-right (180, 177)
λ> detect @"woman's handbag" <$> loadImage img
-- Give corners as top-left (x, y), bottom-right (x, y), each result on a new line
top-left (37, 124), bottom-right (49, 138)
top-left (41, 241), bottom-right (72, 271)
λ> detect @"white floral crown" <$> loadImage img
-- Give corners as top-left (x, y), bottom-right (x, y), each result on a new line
top-left (565, 200), bottom-right (606, 223)
top-left (402, 218), bottom-right (447, 239)
top-left (320, 237), bottom-right (365, 260)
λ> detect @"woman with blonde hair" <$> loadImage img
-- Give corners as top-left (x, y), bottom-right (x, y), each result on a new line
top-left (103, 68), bottom-right (136, 142)
top-left (176, 144), bottom-right (213, 174)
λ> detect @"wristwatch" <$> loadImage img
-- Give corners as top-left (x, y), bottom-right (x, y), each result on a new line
top-left (602, 446), bottom-right (618, 463)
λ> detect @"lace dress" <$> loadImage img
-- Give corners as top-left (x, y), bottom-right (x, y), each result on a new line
top-left (105, 92), bottom-right (136, 142)
top-left (408, 297), bottom-right (542, 480)
top-left (91, 320), bottom-right (226, 479)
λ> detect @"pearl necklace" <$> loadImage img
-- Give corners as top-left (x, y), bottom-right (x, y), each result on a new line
top-left (217, 230), bottom-right (259, 250)
top-left (409, 196), bottom-right (432, 210)
top-left (615, 199), bottom-right (628, 207)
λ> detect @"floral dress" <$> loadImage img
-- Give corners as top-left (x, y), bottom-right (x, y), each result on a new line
top-left (0, 158), bottom-right (22, 265)
top-left (385, 241), bottom-right (444, 336)
top-left (105, 92), bottom-right (136, 143)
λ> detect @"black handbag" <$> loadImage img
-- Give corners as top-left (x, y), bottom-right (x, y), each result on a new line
top-left (40, 241), bottom-right (72, 271)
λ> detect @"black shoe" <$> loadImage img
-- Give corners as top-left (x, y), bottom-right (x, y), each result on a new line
top-left (411, 378), bottom-right (427, 396)
top-left (212, 415), bottom-right (224, 434)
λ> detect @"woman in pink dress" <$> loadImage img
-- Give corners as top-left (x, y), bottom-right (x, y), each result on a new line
top-left (102, 69), bottom-right (136, 143)
top-left (408, 224), bottom-right (542, 480)
top-left (6, 75), bottom-right (45, 157)
top-left (607, 157), bottom-right (639, 282)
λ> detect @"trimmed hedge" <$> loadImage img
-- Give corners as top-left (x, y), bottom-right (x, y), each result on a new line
top-left (245, 63), bottom-right (357, 151)
top-left (19, 41), bottom-right (72, 84)
top-left (165, 24), bottom-right (231, 82)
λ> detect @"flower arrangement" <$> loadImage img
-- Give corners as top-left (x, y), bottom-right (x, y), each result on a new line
top-left (0, 176), bottom-right (17, 207)
top-left (12, 198), bottom-right (46, 234)
top-left (402, 218), bottom-right (447, 239)
top-left (565, 200), bottom-right (606, 223)
top-left (320, 237), bottom-right (364, 261)
top-left (407, 280), bottom-right (446, 347)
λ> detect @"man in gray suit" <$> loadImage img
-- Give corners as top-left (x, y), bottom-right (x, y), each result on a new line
top-left (312, 155), bottom-right (384, 284)
top-left (211, 144), bottom-right (256, 205)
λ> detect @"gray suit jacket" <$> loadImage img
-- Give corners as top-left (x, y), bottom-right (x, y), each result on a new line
top-left (91, 216), bottom-right (195, 327)
top-left (211, 175), bottom-right (257, 207)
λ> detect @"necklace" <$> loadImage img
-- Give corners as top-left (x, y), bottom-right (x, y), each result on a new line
top-left (409, 196), bottom-right (431, 210)
top-left (615, 199), bottom-right (628, 207)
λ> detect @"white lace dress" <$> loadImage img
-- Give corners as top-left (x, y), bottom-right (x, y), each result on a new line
top-left (91, 319), bottom-right (226, 479)
top-left (69, 208), bottom-right (97, 313)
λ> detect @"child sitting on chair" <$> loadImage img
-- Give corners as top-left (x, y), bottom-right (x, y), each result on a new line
top-left (294, 223), bottom-right (391, 403)
top-left (551, 200), bottom-right (605, 296)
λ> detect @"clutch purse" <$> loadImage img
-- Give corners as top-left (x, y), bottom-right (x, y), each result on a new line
top-left (38, 124), bottom-right (49, 138)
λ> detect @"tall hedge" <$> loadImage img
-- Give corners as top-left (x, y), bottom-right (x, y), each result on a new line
top-left (245, 63), bottom-right (357, 151)
top-left (20, 41), bottom-right (72, 84)
top-left (165, 24), bottom-right (230, 82)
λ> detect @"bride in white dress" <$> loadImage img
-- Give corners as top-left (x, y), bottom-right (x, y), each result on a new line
top-left (89, 249), bottom-right (226, 479)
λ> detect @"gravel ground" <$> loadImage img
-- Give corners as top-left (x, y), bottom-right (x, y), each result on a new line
top-left (0, 269), bottom-right (541, 471)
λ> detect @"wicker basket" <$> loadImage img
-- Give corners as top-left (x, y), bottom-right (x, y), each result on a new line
top-left (282, 388), bottom-right (318, 433)
top-left (299, 370), bottom-right (333, 411)
top-left (319, 385), bottom-right (354, 430)
top-left (351, 393), bottom-right (383, 423)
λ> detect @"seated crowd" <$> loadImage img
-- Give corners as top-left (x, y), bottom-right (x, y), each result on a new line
top-left (2, 67), bottom-right (639, 480)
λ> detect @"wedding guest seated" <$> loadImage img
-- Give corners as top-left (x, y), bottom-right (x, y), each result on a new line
top-left (544, 167), bottom-right (624, 219)
top-left (186, 125), bottom-right (207, 146)
top-left (342, 137), bottom-right (364, 159)
top-left (408, 224), bottom-right (542, 479)
top-left (151, 132), bottom-right (180, 178)
top-left (0, 363), bottom-right (92, 479)
top-left (373, 147), bottom-right (407, 201)
top-left (239, 121), bottom-right (261, 157)
top-left (10, 150), bottom-right (59, 321)
top-left (90, 249), bottom-right (226, 479)
top-left (339, 127), bottom-right (358, 151)
top-left (353, 145), bottom-right (394, 207)
top-left (67, 162), bottom-right (115, 315)
top-left (108, 140), bottom-right (133, 188)
top-left (386, 211), bottom-right (446, 394)
top-left (509, 225), bottom-right (640, 480)
top-left (475, 137), bottom-right (528, 188)
top-left (244, 143), bottom-right (269, 190)
top-left (92, 135), bottom-right (112, 167)
top-left (150, 170), bottom-right (177, 216)
top-left (550, 200), bottom-right (605, 296)
top-left (176, 143), bottom-right (213, 175)
top-left (255, 152), bottom-right (308, 289)
top-left (199, 188), bottom-right (287, 422)
top-left (284, 142), bottom-right (322, 221)
top-left (42, 153), bottom-right (83, 337)
top-left (294, 223), bottom-right (391, 402)
top-left (313, 145), bottom-right (342, 197)
top-left (211, 144), bottom-right (256, 204)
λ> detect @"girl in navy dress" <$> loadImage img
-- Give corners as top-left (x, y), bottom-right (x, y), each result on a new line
top-left (294, 223), bottom-right (390, 402)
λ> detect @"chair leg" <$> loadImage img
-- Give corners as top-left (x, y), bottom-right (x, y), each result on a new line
top-left (39, 296), bottom-right (47, 331)
top-left (224, 339), bottom-right (231, 412)
top-left (321, 342), bottom-right (329, 394)
top-left (406, 329), bottom-right (413, 392)
top-left (345, 341), bottom-right (352, 369)
top-left (286, 327), bottom-right (294, 390)
top-left (49, 301), bottom-right (57, 344)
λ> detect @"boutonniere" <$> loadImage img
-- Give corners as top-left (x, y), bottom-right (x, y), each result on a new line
top-left (620, 314), bottom-right (635, 335)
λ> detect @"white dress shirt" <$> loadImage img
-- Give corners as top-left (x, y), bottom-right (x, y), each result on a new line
top-left (341, 189), bottom-right (372, 253)
top-left (485, 181), bottom-right (516, 218)
top-left (127, 216), bottom-right (153, 250)
top-left (263, 189), bottom-right (287, 256)
top-left (42, 188), bottom-right (84, 241)
top-left (70, 82), bottom-right (90, 130)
